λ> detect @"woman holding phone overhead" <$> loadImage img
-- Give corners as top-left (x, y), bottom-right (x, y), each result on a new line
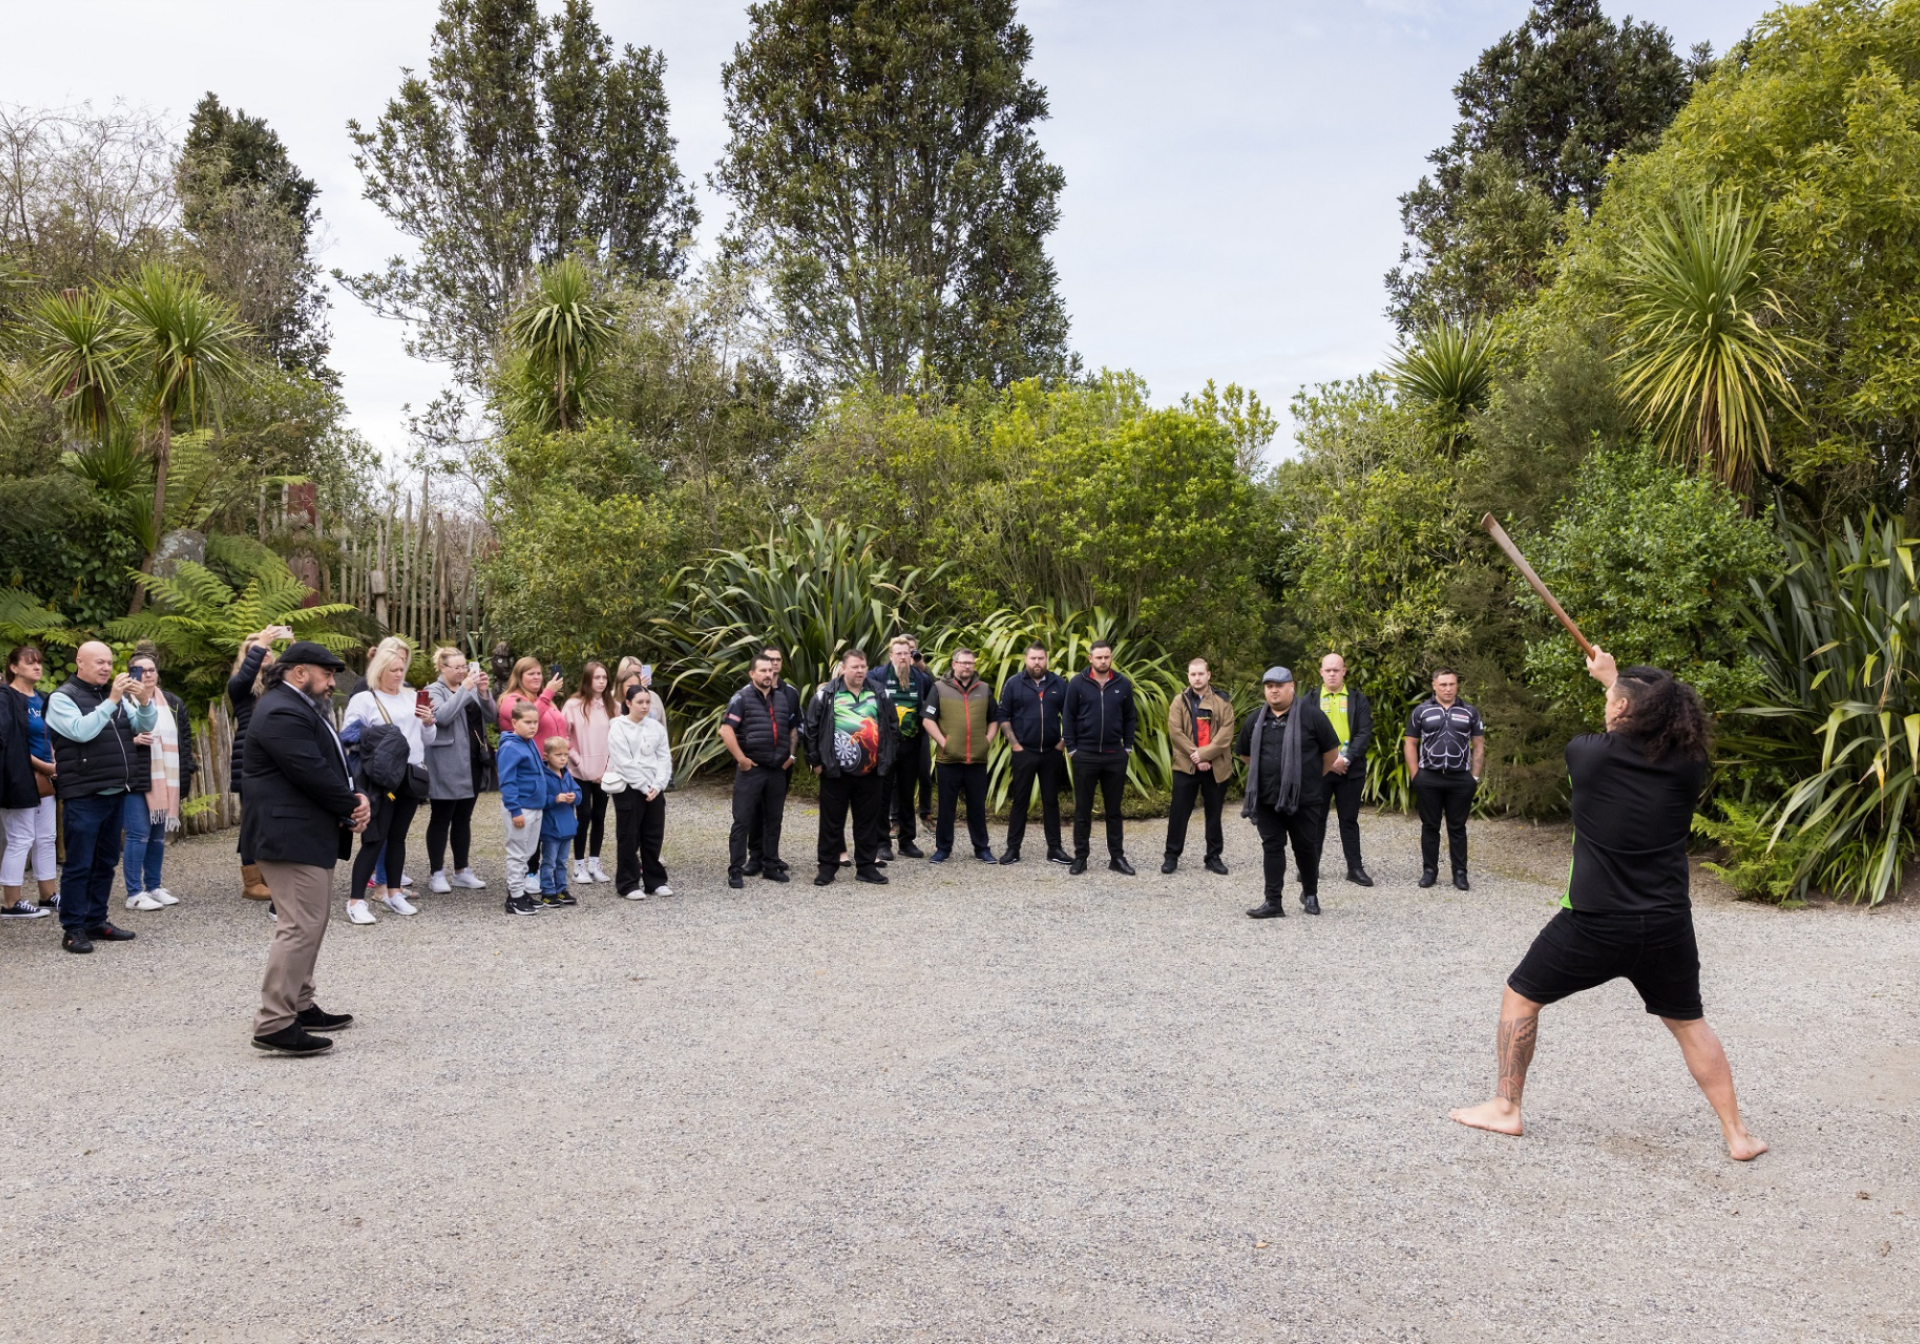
top-left (340, 637), bottom-right (435, 924)
top-left (425, 646), bottom-right (496, 892)
top-left (614, 656), bottom-right (667, 730)
top-left (121, 649), bottom-right (196, 911)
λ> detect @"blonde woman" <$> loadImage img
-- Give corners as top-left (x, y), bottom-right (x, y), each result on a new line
top-left (424, 647), bottom-right (496, 892)
top-left (614, 656), bottom-right (667, 730)
top-left (340, 638), bottom-right (435, 923)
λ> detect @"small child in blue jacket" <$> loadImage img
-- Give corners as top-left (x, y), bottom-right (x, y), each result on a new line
top-left (538, 736), bottom-right (580, 907)
top-left (496, 701), bottom-right (547, 915)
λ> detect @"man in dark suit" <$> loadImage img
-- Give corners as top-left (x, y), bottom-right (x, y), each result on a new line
top-left (244, 642), bottom-right (370, 1056)
top-left (1301, 652), bottom-right (1375, 887)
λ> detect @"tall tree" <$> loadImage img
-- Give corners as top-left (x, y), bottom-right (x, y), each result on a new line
top-left (1386, 0), bottom-right (1708, 331)
top-left (716, 0), bottom-right (1073, 394)
top-left (340, 0), bottom-right (697, 388)
top-left (178, 93), bottom-right (333, 380)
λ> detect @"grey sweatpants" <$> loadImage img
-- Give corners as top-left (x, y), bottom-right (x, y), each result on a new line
top-left (503, 807), bottom-right (544, 898)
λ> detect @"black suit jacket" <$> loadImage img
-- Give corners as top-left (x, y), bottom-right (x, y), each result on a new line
top-left (1302, 684), bottom-right (1373, 764)
top-left (241, 682), bottom-right (360, 868)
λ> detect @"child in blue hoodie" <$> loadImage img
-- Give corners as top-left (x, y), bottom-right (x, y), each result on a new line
top-left (538, 736), bottom-right (580, 907)
top-left (496, 701), bottom-right (547, 915)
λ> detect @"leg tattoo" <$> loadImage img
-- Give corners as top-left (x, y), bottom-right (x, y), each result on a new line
top-left (1495, 1015), bottom-right (1538, 1103)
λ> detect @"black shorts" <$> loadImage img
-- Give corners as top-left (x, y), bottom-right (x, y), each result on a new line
top-left (1508, 907), bottom-right (1703, 1021)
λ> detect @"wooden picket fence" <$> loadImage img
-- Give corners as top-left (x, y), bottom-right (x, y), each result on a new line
top-left (180, 701), bottom-right (240, 836)
top-left (321, 479), bottom-right (490, 654)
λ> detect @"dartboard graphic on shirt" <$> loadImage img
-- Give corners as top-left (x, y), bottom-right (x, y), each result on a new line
top-left (832, 692), bottom-right (882, 774)
top-left (1409, 701), bottom-right (1483, 771)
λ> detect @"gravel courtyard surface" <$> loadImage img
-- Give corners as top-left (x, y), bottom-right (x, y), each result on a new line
top-left (2, 789), bottom-right (1915, 1343)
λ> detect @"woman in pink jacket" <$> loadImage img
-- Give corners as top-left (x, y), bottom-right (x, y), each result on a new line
top-left (563, 661), bottom-right (617, 886)
top-left (497, 657), bottom-right (566, 743)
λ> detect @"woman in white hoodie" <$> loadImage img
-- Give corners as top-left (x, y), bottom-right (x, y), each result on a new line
top-left (603, 682), bottom-right (673, 900)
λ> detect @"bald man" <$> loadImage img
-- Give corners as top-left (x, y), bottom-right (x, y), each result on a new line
top-left (47, 641), bottom-right (157, 953)
top-left (1300, 653), bottom-right (1375, 886)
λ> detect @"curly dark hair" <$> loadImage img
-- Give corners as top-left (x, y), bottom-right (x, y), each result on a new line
top-left (1612, 665), bottom-right (1710, 762)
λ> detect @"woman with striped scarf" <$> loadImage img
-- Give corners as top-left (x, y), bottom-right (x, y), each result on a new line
top-left (122, 650), bottom-right (196, 912)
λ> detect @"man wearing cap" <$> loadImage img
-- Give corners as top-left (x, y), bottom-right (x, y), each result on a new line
top-left (1301, 653), bottom-right (1375, 887)
top-left (1235, 666), bottom-right (1340, 918)
top-left (244, 642), bottom-right (370, 1056)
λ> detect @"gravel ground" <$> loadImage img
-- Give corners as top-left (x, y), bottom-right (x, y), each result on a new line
top-left (2, 788), bottom-right (1915, 1343)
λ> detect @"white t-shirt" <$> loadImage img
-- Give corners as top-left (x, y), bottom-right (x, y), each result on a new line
top-left (343, 686), bottom-right (438, 766)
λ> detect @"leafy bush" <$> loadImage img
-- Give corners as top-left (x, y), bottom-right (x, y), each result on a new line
top-left (1692, 802), bottom-right (1827, 908)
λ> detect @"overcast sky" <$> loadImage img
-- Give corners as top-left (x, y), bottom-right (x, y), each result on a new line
top-left (3, 0), bottom-right (1766, 460)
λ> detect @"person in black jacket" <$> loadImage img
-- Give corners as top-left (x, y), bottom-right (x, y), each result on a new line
top-left (1236, 667), bottom-right (1340, 918)
top-left (1062, 640), bottom-right (1138, 875)
top-left (1301, 653), bottom-right (1374, 887)
top-left (720, 653), bottom-right (801, 888)
top-left (244, 642), bottom-right (369, 1057)
top-left (997, 643), bottom-right (1070, 865)
top-left (228, 625), bottom-right (291, 903)
top-left (804, 649), bottom-right (897, 885)
top-left (867, 636), bottom-right (933, 859)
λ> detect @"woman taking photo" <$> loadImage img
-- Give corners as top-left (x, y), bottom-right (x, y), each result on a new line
top-left (229, 625), bottom-right (291, 904)
top-left (499, 657), bottom-right (566, 744)
top-left (604, 682), bottom-right (673, 900)
top-left (341, 637), bottom-right (435, 923)
top-left (614, 656), bottom-right (667, 729)
top-left (1, 644), bottom-right (57, 920)
top-left (425, 646), bottom-right (496, 892)
top-left (563, 660), bottom-right (617, 885)
top-left (121, 649), bottom-right (196, 911)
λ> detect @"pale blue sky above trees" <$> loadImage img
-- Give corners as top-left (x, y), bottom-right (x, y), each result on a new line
top-left (4, 0), bottom-right (1762, 460)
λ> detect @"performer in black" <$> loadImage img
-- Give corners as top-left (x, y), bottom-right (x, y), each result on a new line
top-left (1234, 667), bottom-right (1339, 918)
top-left (1403, 668), bottom-right (1484, 890)
top-left (1450, 648), bottom-right (1766, 1161)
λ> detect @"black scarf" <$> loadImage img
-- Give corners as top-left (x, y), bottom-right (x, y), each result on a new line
top-left (1240, 703), bottom-right (1304, 818)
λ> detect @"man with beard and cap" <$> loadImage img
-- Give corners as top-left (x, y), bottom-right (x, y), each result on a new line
top-left (1235, 665), bottom-right (1340, 918)
top-left (244, 641), bottom-right (370, 1055)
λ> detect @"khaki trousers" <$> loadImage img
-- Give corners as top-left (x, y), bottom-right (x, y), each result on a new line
top-left (254, 861), bottom-right (334, 1036)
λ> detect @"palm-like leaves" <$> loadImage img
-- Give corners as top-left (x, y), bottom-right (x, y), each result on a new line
top-left (29, 287), bottom-right (128, 441)
top-left (501, 257), bottom-right (620, 432)
top-left (1387, 321), bottom-right (1495, 455)
top-left (1612, 192), bottom-right (1806, 499)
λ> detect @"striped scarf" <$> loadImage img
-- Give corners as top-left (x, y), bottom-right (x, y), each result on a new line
top-left (146, 696), bottom-right (182, 832)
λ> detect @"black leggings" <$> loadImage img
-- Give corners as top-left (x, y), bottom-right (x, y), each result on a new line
top-left (573, 778), bottom-right (608, 859)
top-left (351, 791), bottom-right (419, 897)
top-left (425, 795), bottom-right (477, 873)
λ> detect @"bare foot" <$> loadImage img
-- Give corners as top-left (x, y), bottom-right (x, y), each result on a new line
top-left (1449, 1098), bottom-right (1524, 1136)
top-left (1725, 1128), bottom-right (1769, 1161)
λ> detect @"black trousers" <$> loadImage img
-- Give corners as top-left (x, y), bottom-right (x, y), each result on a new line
top-left (1413, 769), bottom-right (1476, 873)
top-left (1252, 798), bottom-right (1327, 900)
top-left (746, 764), bottom-right (792, 865)
top-left (917, 738), bottom-right (935, 818)
top-left (730, 765), bottom-right (789, 878)
top-left (1164, 767), bottom-right (1225, 861)
top-left (888, 734), bottom-right (927, 845)
top-left (572, 778), bottom-right (609, 859)
top-left (1004, 745), bottom-right (1065, 855)
top-left (425, 794), bottom-right (477, 873)
top-left (819, 771), bottom-right (886, 873)
top-left (1318, 768), bottom-right (1366, 873)
top-left (935, 761), bottom-right (990, 854)
top-left (351, 790), bottom-right (418, 896)
top-left (612, 788), bottom-right (668, 894)
top-left (1071, 750), bottom-right (1128, 860)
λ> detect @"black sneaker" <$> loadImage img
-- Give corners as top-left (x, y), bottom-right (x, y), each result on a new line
top-left (878, 846), bottom-right (895, 862)
top-left (62, 930), bottom-right (93, 954)
top-left (86, 923), bottom-right (136, 942)
top-left (553, 890), bottom-right (578, 907)
top-left (1205, 857), bottom-right (1230, 876)
top-left (505, 895), bottom-right (541, 916)
top-left (813, 868), bottom-right (836, 886)
top-left (252, 1025), bottom-right (333, 1056)
top-left (728, 875), bottom-right (744, 890)
top-left (1, 900), bottom-right (49, 919)
top-left (742, 859), bottom-right (764, 877)
top-left (541, 893), bottom-right (565, 908)
top-left (897, 841), bottom-right (925, 859)
top-left (1067, 858), bottom-right (1087, 875)
top-left (1160, 857), bottom-right (1178, 874)
top-left (856, 868), bottom-right (889, 884)
top-left (1046, 847), bottom-right (1073, 865)
top-left (1453, 871), bottom-right (1470, 891)
top-left (763, 867), bottom-right (790, 884)
top-left (975, 848), bottom-right (998, 864)
top-left (296, 1006), bottom-right (354, 1032)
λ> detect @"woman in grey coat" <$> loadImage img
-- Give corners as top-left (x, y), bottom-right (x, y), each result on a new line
top-left (424, 647), bottom-right (497, 891)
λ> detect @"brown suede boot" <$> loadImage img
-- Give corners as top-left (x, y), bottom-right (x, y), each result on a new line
top-left (242, 864), bottom-right (272, 901)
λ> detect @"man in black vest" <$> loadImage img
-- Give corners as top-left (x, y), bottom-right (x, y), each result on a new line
top-left (245, 642), bottom-right (369, 1056)
top-left (47, 640), bottom-right (157, 953)
top-left (721, 653), bottom-right (801, 888)
top-left (997, 643), bottom-right (1070, 865)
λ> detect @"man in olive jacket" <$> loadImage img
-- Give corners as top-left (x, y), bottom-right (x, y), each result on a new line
top-left (1300, 652), bottom-right (1374, 886)
top-left (922, 647), bottom-right (1001, 864)
top-left (1163, 657), bottom-right (1236, 875)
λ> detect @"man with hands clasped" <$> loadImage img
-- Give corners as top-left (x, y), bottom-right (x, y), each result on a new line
top-left (997, 643), bottom-right (1070, 866)
top-left (1163, 657), bottom-right (1235, 875)
top-left (1301, 653), bottom-right (1374, 887)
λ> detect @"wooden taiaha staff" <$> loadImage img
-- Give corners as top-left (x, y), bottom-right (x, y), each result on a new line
top-left (1480, 513), bottom-right (1596, 658)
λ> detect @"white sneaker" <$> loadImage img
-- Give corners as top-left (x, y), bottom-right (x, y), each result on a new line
top-left (588, 857), bottom-right (611, 883)
top-left (345, 898), bottom-right (377, 925)
top-left (398, 872), bottom-right (414, 888)
top-left (382, 890), bottom-right (419, 916)
top-left (572, 859), bottom-right (590, 886)
top-left (653, 884), bottom-right (673, 897)
top-left (623, 888), bottom-right (647, 901)
top-left (125, 889), bottom-right (164, 911)
top-left (451, 869), bottom-right (486, 889)
top-left (266, 902), bottom-right (277, 922)
top-left (429, 870), bottom-right (452, 893)
top-left (149, 886), bottom-right (179, 906)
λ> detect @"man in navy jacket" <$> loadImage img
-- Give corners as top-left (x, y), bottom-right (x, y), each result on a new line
top-left (1062, 640), bottom-right (1138, 875)
top-left (997, 643), bottom-right (1070, 865)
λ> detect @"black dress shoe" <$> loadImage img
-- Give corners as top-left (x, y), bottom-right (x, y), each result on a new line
top-left (878, 846), bottom-right (895, 862)
top-left (998, 850), bottom-right (1021, 865)
top-left (813, 869), bottom-right (836, 886)
top-left (897, 841), bottom-right (925, 859)
top-left (855, 868), bottom-right (889, 884)
top-left (62, 930), bottom-right (93, 954)
top-left (728, 875), bottom-right (744, 890)
top-left (297, 1006), bottom-right (354, 1032)
top-left (763, 867), bottom-right (790, 884)
top-left (1109, 856), bottom-right (1136, 876)
top-left (1347, 867), bottom-right (1375, 887)
top-left (742, 859), bottom-right (764, 877)
top-left (1204, 856), bottom-right (1229, 875)
top-left (251, 1025), bottom-right (333, 1056)
top-left (1418, 869), bottom-right (1438, 888)
top-left (1067, 858), bottom-right (1088, 875)
top-left (1301, 893), bottom-right (1321, 915)
top-left (1160, 857), bottom-right (1178, 874)
top-left (1246, 900), bottom-right (1286, 919)
top-left (1453, 871), bottom-right (1470, 891)
top-left (1046, 847), bottom-right (1073, 865)
top-left (86, 923), bottom-right (136, 942)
